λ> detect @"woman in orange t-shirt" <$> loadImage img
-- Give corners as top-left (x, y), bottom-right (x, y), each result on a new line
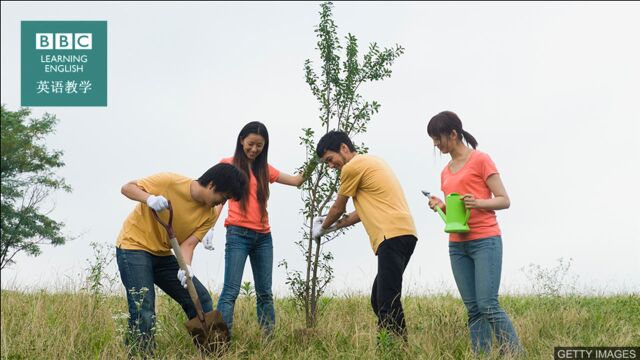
top-left (215, 121), bottom-right (306, 338)
top-left (426, 111), bottom-right (523, 356)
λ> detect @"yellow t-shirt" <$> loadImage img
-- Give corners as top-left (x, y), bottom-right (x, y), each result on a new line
top-left (116, 172), bottom-right (220, 256)
top-left (339, 154), bottom-right (417, 254)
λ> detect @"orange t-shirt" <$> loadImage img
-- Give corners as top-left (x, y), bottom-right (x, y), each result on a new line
top-left (441, 150), bottom-right (501, 242)
top-left (220, 157), bottom-right (280, 233)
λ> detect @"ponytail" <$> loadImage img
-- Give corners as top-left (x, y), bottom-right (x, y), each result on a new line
top-left (460, 129), bottom-right (478, 149)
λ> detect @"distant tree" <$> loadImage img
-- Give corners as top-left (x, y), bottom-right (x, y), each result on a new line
top-left (279, 2), bottom-right (404, 328)
top-left (1, 105), bottom-right (71, 270)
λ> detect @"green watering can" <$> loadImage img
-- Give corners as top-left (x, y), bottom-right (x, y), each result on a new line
top-left (422, 191), bottom-right (471, 233)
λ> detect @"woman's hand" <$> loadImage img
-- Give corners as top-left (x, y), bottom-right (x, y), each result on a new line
top-left (428, 196), bottom-right (445, 212)
top-left (461, 194), bottom-right (480, 209)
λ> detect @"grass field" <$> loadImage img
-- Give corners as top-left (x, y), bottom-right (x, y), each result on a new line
top-left (1, 288), bottom-right (638, 359)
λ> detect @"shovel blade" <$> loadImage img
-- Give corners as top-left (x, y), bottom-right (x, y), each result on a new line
top-left (185, 310), bottom-right (230, 355)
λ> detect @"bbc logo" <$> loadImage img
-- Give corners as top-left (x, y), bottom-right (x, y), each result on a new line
top-left (35, 33), bottom-right (92, 50)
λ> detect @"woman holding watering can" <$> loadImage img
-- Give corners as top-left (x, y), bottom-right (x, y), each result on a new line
top-left (206, 121), bottom-right (308, 339)
top-left (426, 111), bottom-right (523, 356)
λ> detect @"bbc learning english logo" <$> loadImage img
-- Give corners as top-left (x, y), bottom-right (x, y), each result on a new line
top-left (21, 21), bottom-right (107, 107)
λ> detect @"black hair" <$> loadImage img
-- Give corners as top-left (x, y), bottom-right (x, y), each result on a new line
top-left (427, 111), bottom-right (478, 149)
top-left (315, 130), bottom-right (357, 158)
top-left (233, 121), bottom-right (270, 221)
top-left (197, 163), bottom-right (248, 201)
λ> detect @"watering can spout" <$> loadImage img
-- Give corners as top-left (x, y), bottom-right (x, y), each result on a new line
top-left (436, 206), bottom-right (447, 223)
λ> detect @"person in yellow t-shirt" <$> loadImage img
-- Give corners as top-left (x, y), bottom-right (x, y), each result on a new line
top-left (312, 130), bottom-right (418, 343)
top-left (115, 163), bottom-right (247, 354)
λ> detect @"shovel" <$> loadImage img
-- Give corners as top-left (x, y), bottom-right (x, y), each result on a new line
top-left (151, 201), bottom-right (230, 355)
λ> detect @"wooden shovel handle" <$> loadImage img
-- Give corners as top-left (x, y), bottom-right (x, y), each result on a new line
top-left (152, 202), bottom-right (207, 325)
top-left (169, 236), bottom-right (207, 324)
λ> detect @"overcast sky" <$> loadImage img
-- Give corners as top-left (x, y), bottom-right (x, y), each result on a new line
top-left (2, 2), bottom-right (639, 295)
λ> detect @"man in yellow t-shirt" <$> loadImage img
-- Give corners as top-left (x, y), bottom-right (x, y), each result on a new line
top-left (312, 130), bottom-right (417, 343)
top-left (115, 163), bottom-right (247, 353)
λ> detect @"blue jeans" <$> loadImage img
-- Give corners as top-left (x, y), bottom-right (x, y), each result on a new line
top-left (216, 225), bottom-right (275, 336)
top-left (116, 247), bottom-right (213, 352)
top-left (449, 236), bottom-right (523, 355)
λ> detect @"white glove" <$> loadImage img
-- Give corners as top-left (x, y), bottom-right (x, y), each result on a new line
top-left (146, 195), bottom-right (169, 212)
top-left (177, 264), bottom-right (193, 289)
top-left (311, 216), bottom-right (338, 239)
top-left (311, 216), bottom-right (326, 238)
top-left (202, 228), bottom-right (215, 251)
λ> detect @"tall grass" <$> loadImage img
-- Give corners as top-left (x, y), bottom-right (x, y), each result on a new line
top-left (2, 288), bottom-right (638, 359)
top-left (3, 249), bottom-right (636, 358)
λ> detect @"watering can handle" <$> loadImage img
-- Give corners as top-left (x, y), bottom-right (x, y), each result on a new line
top-left (465, 208), bottom-right (471, 224)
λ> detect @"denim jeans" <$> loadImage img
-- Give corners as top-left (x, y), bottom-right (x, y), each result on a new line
top-left (216, 225), bottom-right (275, 336)
top-left (371, 234), bottom-right (417, 342)
top-left (116, 247), bottom-right (213, 352)
top-left (449, 236), bottom-right (523, 355)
